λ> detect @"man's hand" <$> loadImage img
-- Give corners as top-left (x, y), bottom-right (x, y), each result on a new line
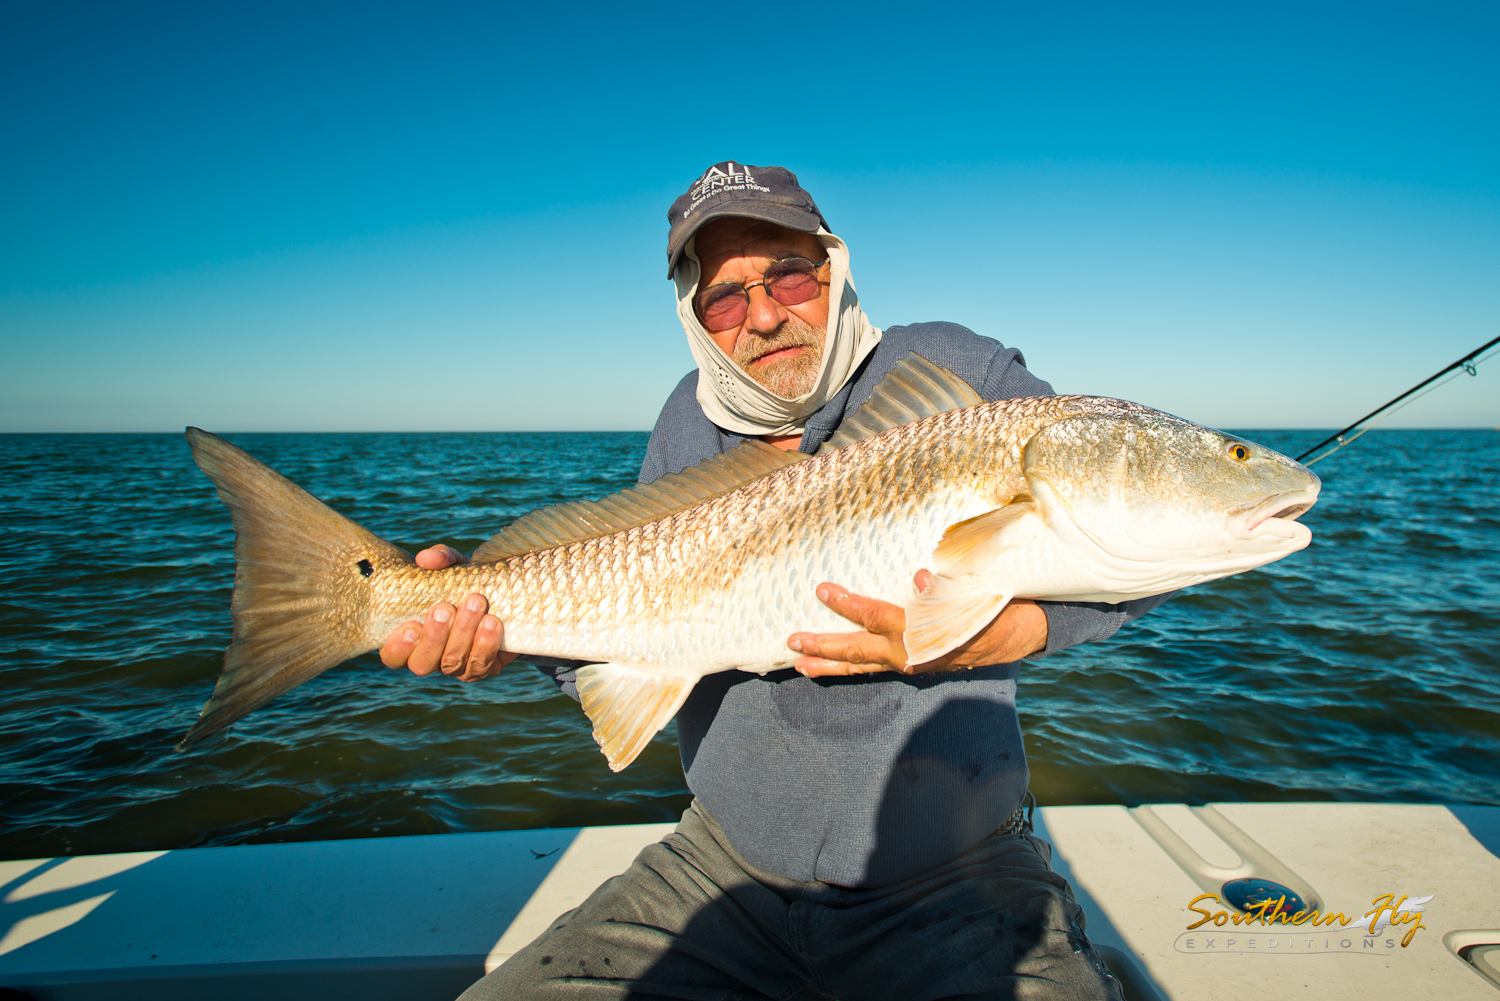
top-left (378, 545), bottom-right (515, 682)
top-left (787, 570), bottom-right (1048, 677)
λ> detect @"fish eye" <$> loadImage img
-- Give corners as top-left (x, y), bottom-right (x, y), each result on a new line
top-left (1227, 442), bottom-right (1251, 462)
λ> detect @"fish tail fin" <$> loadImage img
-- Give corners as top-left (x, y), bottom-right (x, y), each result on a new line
top-left (574, 663), bottom-right (699, 771)
top-left (177, 428), bottom-right (414, 751)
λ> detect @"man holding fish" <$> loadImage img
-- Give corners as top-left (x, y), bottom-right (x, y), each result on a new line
top-left (385, 163), bottom-right (1169, 999)
top-left (183, 160), bottom-right (1317, 994)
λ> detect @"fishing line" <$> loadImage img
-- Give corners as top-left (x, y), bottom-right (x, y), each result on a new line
top-left (1296, 334), bottom-right (1500, 467)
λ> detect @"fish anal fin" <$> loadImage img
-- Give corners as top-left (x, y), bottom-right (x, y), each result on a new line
top-left (931, 496), bottom-right (1035, 577)
top-left (903, 576), bottom-right (1013, 666)
top-left (472, 441), bottom-right (810, 563)
top-left (817, 353), bottom-right (984, 454)
top-left (575, 663), bottom-right (700, 772)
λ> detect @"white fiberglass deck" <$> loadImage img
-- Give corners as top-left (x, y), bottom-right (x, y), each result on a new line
top-left (2, 803), bottom-right (1497, 1000)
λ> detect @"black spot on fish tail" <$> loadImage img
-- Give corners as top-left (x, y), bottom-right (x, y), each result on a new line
top-left (357, 559), bottom-right (373, 577)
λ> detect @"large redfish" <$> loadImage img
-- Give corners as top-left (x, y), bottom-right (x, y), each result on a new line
top-left (179, 355), bottom-right (1319, 769)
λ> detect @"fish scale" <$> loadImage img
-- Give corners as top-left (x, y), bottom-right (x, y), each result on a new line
top-left (383, 399), bottom-right (1051, 669)
top-left (177, 356), bottom-right (1318, 771)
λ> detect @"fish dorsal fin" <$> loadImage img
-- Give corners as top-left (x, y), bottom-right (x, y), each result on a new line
top-left (471, 440), bottom-right (811, 562)
top-left (816, 353), bottom-right (984, 454)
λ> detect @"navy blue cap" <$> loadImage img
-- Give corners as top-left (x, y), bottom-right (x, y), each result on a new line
top-left (666, 162), bottom-right (829, 277)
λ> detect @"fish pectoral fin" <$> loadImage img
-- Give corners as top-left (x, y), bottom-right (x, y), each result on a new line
top-left (574, 663), bottom-right (699, 772)
top-left (903, 576), bottom-right (1014, 666)
top-left (931, 496), bottom-right (1035, 577)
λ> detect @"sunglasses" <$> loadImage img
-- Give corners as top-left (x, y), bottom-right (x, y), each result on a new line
top-left (694, 257), bottom-right (829, 332)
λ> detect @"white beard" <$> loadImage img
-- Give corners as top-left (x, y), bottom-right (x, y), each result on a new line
top-left (732, 319), bottom-right (826, 399)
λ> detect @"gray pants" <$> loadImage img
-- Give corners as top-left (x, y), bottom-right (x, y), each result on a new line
top-left (460, 801), bottom-right (1123, 1000)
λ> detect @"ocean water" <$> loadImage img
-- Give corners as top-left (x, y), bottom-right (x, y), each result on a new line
top-left (0, 428), bottom-right (1496, 861)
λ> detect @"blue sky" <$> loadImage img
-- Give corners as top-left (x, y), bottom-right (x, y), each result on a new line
top-left (2, 1), bottom-right (1496, 432)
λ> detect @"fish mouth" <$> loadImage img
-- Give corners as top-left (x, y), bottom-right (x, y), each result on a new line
top-left (1231, 489), bottom-right (1319, 536)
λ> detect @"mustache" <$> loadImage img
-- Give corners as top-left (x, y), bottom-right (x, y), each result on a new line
top-left (731, 320), bottom-right (825, 368)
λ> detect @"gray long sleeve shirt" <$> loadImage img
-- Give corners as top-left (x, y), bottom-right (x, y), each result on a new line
top-left (542, 322), bottom-right (1168, 888)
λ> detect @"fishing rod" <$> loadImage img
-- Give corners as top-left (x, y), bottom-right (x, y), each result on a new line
top-left (1296, 333), bottom-right (1500, 465)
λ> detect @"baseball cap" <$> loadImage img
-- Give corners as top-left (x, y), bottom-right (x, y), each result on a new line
top-left (666, 161), bottom-right (830, 277)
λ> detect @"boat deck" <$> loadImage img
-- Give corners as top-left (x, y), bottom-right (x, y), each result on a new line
top-left (2, 803), bottom-right (1498, 1000)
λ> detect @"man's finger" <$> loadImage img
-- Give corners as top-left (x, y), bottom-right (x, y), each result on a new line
top-left (795, 655), bottom-right (899, 677)
top-left (815, 583), bottom-right (906, 635)
top-left (406, 602), bottom-right (456, 676)
top-left (788, 630), bottom-right (900, 668)
top-left (415, 545), bottom-right (468, 570)
top-left (380, 621), bottom-right (422, 668)
top-left (458, 614), bottom-right (506, 682)
top-left (439, 593), bottom-right (489, 675)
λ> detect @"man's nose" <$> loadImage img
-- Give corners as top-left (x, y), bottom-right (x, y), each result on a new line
top-left (742, 285), bottom-right (790, 335)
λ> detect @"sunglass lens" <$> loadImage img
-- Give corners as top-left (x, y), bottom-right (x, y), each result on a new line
top-left (697, 284), bottom-right (748, 332)
top-left (765, 259), bottom-right (822, 306)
